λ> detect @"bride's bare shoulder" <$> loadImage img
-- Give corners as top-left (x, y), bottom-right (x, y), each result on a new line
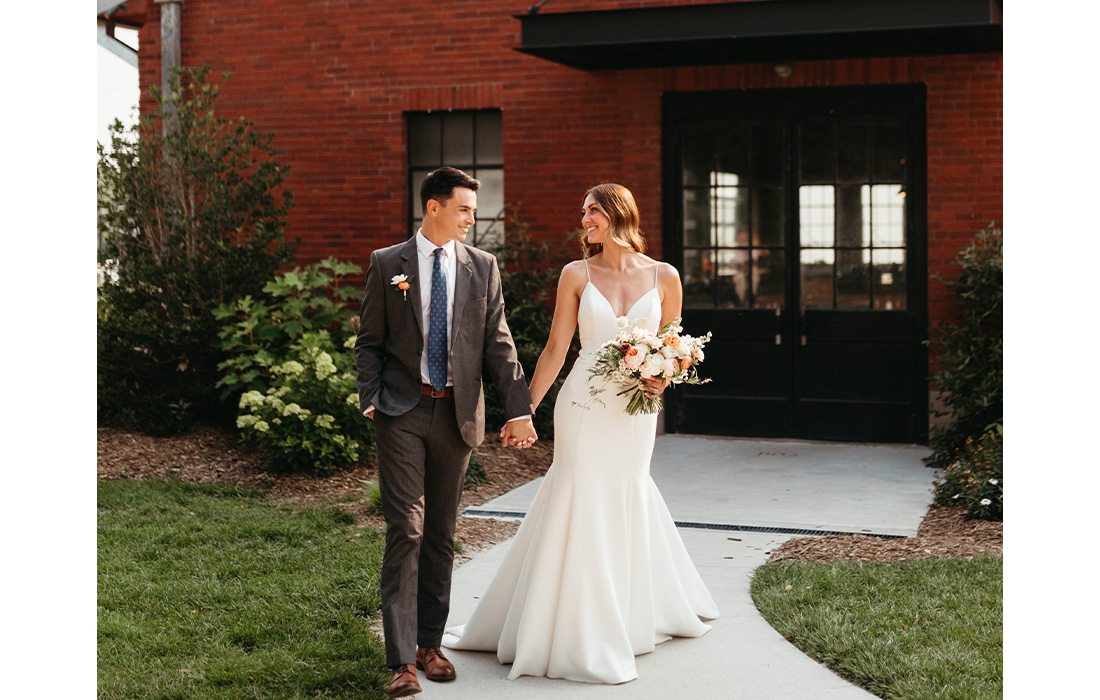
top-left (558, 260), bottom-right (589, 292)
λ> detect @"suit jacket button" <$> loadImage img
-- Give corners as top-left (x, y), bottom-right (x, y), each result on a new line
top-left (417, 349), bottom-right (423, 356)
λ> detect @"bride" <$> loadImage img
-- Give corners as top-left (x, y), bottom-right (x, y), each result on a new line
top-left (442, 183), bottom-right (719, 684)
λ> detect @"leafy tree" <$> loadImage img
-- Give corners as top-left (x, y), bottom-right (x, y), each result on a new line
top-left (98, 66), bottom-right (295, 434)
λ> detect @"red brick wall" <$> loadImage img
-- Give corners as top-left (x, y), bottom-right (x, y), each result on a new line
top-left (137, 0), bottom-right (1001, 345)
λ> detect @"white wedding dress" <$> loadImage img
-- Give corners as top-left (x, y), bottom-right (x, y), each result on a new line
top-left (442, 266), bottom-right (719, 684)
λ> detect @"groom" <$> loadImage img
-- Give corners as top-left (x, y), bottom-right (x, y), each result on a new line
top-left (355, 166), bottom-right (537, 697)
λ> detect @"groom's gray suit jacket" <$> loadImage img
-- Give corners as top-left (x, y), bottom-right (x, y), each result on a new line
top-left (354, 236), bottom-right (532, 447)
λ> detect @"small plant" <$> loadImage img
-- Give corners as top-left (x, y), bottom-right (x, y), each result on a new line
top-left (934, 422), bottom-right (1003, 521)
top-left (219, 260), bottom-right (371, 473)
top-left (465, 453), bottom-right (489, 487)
top-left (364, 480), bottom-right (383, 515)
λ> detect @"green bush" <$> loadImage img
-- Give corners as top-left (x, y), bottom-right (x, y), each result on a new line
top-left (480, 218), bottom-right (575, 438)
top-left (234, 342), bottom-right (361, 473)
top-left (934, 421), bottom-right (1003, 520)
top-left (217, 260), bottom-right (370, 473)
top-left (98, 66), bottom-right (293, 435)
top-left (926, 224), bottom-right (1003, 472)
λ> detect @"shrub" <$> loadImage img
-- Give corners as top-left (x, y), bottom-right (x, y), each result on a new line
top-left (925, 224), bottom-right (1003, 472)
top-left (217, 260), bottom-right (371, 473)
top-left (98, 66), bottom-right (293, 435)
top-left (934, 422), bottom-right (1003, 520)
top-left (480, 217), bottom-right (575, 438)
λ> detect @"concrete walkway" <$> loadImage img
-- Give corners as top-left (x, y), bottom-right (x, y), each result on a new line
top-left (436, 435), bottom-right (933, 699)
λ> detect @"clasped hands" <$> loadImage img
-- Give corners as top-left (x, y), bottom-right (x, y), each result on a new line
top-left (499, 418), bottom-right (538, 449)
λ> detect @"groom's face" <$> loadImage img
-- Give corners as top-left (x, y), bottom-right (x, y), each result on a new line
top-left (428, 186), bottom-right (477, 244)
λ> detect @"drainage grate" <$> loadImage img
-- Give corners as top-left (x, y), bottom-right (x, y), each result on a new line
top-left (461, 509), bottom-right (906, 539)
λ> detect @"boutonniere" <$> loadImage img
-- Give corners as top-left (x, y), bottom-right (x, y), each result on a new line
top-left (390, 274), bottom-right (412, 301)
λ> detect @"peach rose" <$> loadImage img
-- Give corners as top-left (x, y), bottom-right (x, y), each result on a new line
top-left (662, 335), bottom-right (681, 348)
top-left (680, 357), bottom-right (693, 370)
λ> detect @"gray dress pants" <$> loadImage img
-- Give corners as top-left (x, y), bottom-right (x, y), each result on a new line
top-left (374, 393), bottom-right (473, 668)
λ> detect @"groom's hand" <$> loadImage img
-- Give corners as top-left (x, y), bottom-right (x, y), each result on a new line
top-left (500, 419), bottom-right (538, 449)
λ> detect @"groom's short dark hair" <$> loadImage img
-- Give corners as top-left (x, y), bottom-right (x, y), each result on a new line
top-left (420, 167), bottom-right (480, 213)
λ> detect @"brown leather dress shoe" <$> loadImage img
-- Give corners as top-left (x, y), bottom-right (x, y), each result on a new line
top-left (386, 663), bottom-right (421, 697)
top-left (415, 647), bottom-right (457, 682)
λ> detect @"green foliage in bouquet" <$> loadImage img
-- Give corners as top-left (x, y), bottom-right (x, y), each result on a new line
top-left (97, 66), bottom-right (294, 435)
top-left (216, 260), bottom-right (370, 473)
top-left (925, 224), bottom-right (1003, 472)
top-left (478, 218), bottom-right (573, 438)
top-left (934, 421), bottom-right (1003, 521)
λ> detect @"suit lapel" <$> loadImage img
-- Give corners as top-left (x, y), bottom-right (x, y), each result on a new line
top-left (399, 237), bottom-right (423, 338)
top-left (451, 242), bottom-right (474, 339)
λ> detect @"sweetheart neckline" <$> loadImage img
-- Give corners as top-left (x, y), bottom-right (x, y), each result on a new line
top-left (583, 281), bottom-right (659, 319)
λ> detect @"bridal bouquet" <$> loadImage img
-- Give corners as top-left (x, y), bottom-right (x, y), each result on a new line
top-left (586, 317), bottom-right (712, 416)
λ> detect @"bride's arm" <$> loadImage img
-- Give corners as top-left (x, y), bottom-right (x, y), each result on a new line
top-left (643, 262), bottom-right (685, 398)
top-left (658, 262), bottom-right (684, 329)
top-left (527, 262), bottom-right (586, 412)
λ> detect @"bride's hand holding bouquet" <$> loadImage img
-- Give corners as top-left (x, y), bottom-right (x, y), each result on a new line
top-left (587, 316), bottom-right (712, 416)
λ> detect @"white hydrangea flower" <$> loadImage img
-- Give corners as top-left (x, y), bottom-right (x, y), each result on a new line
top-left (253, 420), bottom-right (270, 433)
top-left (236, 415), bottom-right (258, 428)
top-left (346, 393), bottom-right (359, 406)
top-left (283, 403), bottom-right (303, 416)
top-left (315, 414), bottom-right (336, 429)
top-left (314, 351), bottom-right (337, 379)
top-left (239, 390), bottom-right (265, 409)
top-left (274, 360), bottom-right (305, 377)
top-left (343, 335), bottom-right (356, 349)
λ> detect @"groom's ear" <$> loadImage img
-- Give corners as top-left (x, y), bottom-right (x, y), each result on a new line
top-left (425, 198), bottom-right (441, 217)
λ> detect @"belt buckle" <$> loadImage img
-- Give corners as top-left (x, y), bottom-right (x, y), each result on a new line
top-left (429, 386), bottom-right (447, 399)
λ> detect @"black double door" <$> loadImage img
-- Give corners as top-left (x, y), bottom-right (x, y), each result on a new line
top-left (662, 86), bottom-right (928, 443)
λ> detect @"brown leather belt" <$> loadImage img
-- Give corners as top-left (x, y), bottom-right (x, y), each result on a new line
top-left (420, 384), bottom-right (453, 398)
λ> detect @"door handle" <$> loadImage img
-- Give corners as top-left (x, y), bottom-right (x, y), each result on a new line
top-left (775, 334), bottom-right (782, 346)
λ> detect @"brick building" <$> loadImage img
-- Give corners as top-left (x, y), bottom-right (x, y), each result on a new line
top-left (110, 0), bottom-right (1003, 443)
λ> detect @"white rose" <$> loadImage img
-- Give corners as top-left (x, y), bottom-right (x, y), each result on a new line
top-left (640, 354), bottom-right (664, 378)
top-left (661, 346), bottom-right (677, 358)
top-left (663, 358), bottom-right (679, 376)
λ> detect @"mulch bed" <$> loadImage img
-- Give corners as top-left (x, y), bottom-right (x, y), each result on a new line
top-left (767, 504), bottom-right (1002, 564)
top-left (98, 425), bottom-right (1002, 564)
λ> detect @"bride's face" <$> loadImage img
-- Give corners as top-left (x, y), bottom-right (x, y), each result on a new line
top-left (581, 194), bottom-right (610, 244)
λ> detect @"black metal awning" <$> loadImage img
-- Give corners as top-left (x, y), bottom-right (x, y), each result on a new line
top-left (515, 0), bottom-right (1002, 71)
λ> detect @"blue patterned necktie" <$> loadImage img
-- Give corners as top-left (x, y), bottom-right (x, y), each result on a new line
top-left (428, 247), bottom-right (448, 392)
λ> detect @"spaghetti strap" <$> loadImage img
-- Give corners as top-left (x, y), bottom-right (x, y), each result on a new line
top-left (653, 260), bottom-right (659, 289)
top-left (583, 257), bottom-right (591, 282)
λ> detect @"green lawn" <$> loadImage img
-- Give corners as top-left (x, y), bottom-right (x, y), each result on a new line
top-left (98, 479), bottom-right (389, 699)
top-left (752, 556), bottom-right (1002, 700)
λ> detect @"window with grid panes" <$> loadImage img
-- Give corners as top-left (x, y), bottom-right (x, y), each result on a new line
top-left (407, 110), bottom-right (504, 247)
top-left (797, 121), bottom-right (908, 311)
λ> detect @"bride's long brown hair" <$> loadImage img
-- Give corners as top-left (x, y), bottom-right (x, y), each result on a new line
top-left (580, 183), bottom-right (647, 258)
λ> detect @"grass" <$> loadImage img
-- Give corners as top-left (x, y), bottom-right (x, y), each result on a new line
top-left (98, 479), bottom-right (389, 699)
top-left (752, 556), bottom-right (1002, 700)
